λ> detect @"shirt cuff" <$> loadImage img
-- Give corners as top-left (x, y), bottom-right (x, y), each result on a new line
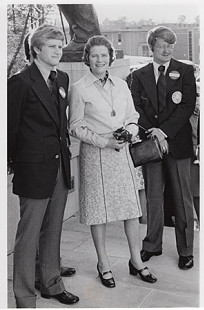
top-left (159, 129), bottom-right (167, 138)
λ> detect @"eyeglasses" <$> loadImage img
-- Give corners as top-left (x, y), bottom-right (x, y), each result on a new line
top-left (154, 44), bottom-right (175, 51)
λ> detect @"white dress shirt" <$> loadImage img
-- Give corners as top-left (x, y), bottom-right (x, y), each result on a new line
top-left (69, 70), bottom-right (139, 148)
top-left (153, 60), bottom-right (170, 83)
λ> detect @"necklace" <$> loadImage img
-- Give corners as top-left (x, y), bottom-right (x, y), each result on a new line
top-left (95, 81), bottom-right (116, 117)
top-left (98, 71), bottom-right (109, 84)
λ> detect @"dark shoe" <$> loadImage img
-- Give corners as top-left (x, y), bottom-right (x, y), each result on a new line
top-left (97, 264), bottom-right (115, 288)
top-left (178, 255), bottom-right (194, 270)
top-left (140, 249), bottom-right (162, 262)
top-left (60, 266), bottom-right (76, 277)
top-left (129, 260), bottom-right (157, 283)
top-left (41, 290), bottom-right (79, 304)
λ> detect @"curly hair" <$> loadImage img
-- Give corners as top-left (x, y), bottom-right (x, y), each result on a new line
top-left (82, 35), bottom-right (116, 67)
top-left (147, 26), bottom-right (177, 52)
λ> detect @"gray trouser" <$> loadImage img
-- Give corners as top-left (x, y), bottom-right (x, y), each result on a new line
top-left (13, 162), bottom-right (68, 308)
top-left (142, 154), bottom-right (194, 256)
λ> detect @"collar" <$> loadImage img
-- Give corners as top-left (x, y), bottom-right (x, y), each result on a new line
top-left (153, 60), bottom-right (170, 75)
top-left (85, 70), bottom-right (116, 87)
top-left (34, 59), bottom-right (57, 82)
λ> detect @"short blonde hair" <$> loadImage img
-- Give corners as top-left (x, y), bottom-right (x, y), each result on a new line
top-left (30, 24), bottom-right (64, 58)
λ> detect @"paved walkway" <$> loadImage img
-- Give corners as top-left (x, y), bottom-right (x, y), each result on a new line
top-left (8, 213), bottom-right (200, 308)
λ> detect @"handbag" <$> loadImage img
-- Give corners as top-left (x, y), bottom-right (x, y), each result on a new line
top-left (127, 122), bottom-right (163, 167)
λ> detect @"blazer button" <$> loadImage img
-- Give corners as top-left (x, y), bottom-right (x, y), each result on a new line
top-left (55, 154), bottom-right (59, 159)
top-left (154, 115), bottom-right (158, 119)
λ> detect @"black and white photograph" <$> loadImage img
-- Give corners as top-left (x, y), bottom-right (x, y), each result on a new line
top-left (1, 0), bottom-right (202, 308)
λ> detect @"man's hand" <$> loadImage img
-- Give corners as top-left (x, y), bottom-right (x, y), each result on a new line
top-left (159, 139), bottom-right (169, 154)
top-left (146, 127), bottom-right (165, 143)
top-left (146, 128), bottom-right (169, 154)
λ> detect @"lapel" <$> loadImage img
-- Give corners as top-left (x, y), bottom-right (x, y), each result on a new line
top-left (30, 62), bottom-right (60, 127)
top-left (139, 63), bottom-right (158, 113)
top-left (166, 58), bottom-right (183, 94)
top-left (56, 71), bottom-right (68, 132)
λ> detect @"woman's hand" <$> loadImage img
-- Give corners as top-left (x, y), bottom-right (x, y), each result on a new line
top-left (107, 138), bottom-right (127, 150)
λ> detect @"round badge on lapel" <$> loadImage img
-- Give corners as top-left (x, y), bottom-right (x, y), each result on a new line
top-left (59, 87), bottom-right (66, 99)
top-left (172, 91), bottom-right (182, 104)
top-left (169, 71), bottom-right (180, 80)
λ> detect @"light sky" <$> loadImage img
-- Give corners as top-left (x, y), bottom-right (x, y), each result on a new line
top-left (94, 0), bottom-right (201, 23)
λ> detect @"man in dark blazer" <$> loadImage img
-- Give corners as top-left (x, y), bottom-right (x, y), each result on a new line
top-left (8, 24), bottom-right (79, 307)
top-left (23, 32), bottom-right (77, 283)
top-left (130, 26), bottom-right (196, 270)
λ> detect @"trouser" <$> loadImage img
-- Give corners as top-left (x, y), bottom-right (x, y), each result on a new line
top-left (142, 154), bottom-right (194, 256)
top-left (13, 162), bottom-right (68, 308)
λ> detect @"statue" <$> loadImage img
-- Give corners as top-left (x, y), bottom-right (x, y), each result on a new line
top-left (58, 4), bottom-right (101, 62)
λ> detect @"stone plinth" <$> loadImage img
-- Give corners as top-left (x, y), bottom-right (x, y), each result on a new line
top-left (60, 49), bottom-right (124, 63)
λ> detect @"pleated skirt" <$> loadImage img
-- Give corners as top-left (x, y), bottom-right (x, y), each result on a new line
top-left (79, 142), bottom-right (142, 225)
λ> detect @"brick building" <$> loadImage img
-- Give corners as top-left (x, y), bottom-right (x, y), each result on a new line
top-left (102, 23), bottom-right (200, 64)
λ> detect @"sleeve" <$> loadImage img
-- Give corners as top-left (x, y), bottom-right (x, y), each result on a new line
top-left (68, 84), bottom-right (109, 148)
top-left (7, 74), bottom-right (27, 162)
top-left (123, 82), bottom-right (139, 138)
top-left (160, 65), bottom-right (196, 138)
top-left (130, 71), bottom-right (154, 129)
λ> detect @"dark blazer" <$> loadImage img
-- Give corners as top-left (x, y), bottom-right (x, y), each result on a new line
top-left (130, 58), bottom-right (196, 159)
top-left (8, 62), bottom-right (72, 199)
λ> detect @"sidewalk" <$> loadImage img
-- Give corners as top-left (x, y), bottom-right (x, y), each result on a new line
top-left (8, 212), bottom-right (200, 308)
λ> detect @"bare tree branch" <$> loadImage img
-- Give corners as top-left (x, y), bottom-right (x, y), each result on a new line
top-left (7, 7), bottom-right (31, 78)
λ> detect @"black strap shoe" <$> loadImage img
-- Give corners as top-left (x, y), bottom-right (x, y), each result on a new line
top-left (97, 264), bottom-right (116, 288)
top-left (129, 260), bottom-right (157, 283)
top-left (140, 249), bottom-right (162, 262)
top-left (178, 255), bottom-right (194, 270)
top-left (60, 266), bottom-right (76, 277)
top-left (41, 290), bottom-right (79, 304)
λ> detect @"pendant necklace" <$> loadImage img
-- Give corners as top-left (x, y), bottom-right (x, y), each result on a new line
top-left (95, 81), bottom-right (116, 117)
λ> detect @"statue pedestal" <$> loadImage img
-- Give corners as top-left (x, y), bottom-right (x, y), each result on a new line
top-left (60, 49), bottom-right (124, 63)
top-left (61, 51), bottom-right (84, 63)
top-left (58, 58), bottom-right (130, 86)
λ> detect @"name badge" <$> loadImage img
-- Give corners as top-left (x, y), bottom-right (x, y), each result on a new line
top-left (172, 91), bottom-right (182, 104)
top-left (169, 71), bottom-right (180, 80)
top-left (59, 87), bottom-right (66, 99)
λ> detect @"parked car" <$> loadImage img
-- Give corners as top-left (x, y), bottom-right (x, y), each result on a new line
top-left (124, 55), bottom-right (152, 72)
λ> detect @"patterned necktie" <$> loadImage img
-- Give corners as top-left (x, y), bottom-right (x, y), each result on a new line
top-left (48, 70), bottom-right (57, 92)
top-left (48, 71), bottom-right (58, 108)
top-left (157, 65), bottom-right (166, 112)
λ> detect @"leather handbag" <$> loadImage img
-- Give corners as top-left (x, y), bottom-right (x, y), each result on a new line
top-left (127, 122), bottom-right (163, 167)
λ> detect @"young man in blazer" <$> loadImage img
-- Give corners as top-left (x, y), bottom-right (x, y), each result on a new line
top-left (130, 26), bottom-right (196, 270)
top-left (8, 24), bottom-right (79, 307)
top-left (23, 32), bottom-right (77, 284)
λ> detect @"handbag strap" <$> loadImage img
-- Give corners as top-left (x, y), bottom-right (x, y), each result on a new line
top-left (126, 122), bottom-right (147, 132)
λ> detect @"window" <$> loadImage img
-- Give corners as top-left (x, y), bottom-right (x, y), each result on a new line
top-left (118, 33), bottom-right (122, 45)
